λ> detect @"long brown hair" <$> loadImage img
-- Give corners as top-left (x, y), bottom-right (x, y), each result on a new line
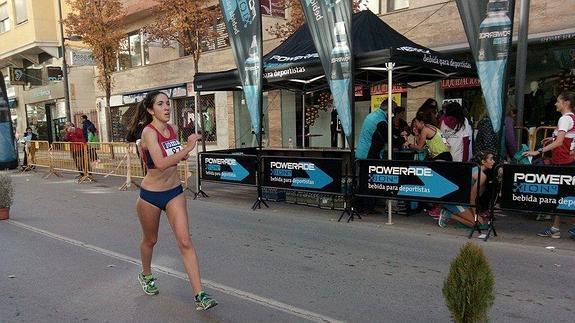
top-left (127, 91), bottom-right (164, 135)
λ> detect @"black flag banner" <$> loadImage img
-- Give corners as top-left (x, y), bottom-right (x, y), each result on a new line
top-left (455, 0), bottom-right (515, 133)
top-left (220, 0), bottom-right (263, 136)
top-left (299, 0), bottom-right (353, 140)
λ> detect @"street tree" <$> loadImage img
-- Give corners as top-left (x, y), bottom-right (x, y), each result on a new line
top-left (64, 0), bottom-right (125, 139)
top-left (145, 0), bottom-right (221, 76)
top-left (267, 0), bottom-right (365, 39)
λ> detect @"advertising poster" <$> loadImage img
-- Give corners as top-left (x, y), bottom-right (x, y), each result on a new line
top-left (299, 0), bottom-right (353, 140)
top-left (370, 94), bottom-right (402, 112)
top-left (220, 0), bottom-right (262, 136)
top-left (500, 165), bottom-right (575, 214)
top-left (201, 153), bottom-right (258, 185)
top-left (262, 156), bottom-right (342, 193)
top-left (455, 0), bottom-right (516, 133)
top-left (357, 160), bottom-right (474, 204)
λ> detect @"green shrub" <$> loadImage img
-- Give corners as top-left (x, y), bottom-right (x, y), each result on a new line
top-left (443, 242), bottom-right (495, 323)
top-left (0, 173), bottom-right (14, 208)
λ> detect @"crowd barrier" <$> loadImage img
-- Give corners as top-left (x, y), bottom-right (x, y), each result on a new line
top-left (27, 141), bottom-right (195, 191)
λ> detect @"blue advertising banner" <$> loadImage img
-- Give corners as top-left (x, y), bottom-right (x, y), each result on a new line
top-left (299, 0), bottom-right (353, 140)
top-left (0, 71), bottom-right (18, 169)
top-left (220, 0), bottom-right (262, 136)
top-left (455, 0), bottom-right (515, 133)
top-left (357, 160), bottom-right (474, 204)
top-left (200, 153), bottom-right (258, 185)
top-left (500, 165), bottom-right (575, 215)
top-left (261, 156), bottom-right (343, 193)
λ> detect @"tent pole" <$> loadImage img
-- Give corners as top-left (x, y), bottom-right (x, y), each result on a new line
top-left (302, 88), bottom-right (306, 148)
top-left (194, 90), bottom-right (208, 199)
top-left (386, 62), bottom-right (395, 225)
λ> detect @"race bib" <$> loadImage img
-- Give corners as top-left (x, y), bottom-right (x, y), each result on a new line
top-left (162, 139), bottom-right (182, 156)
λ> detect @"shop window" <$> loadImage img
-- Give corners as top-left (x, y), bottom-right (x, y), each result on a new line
top-left (0, 3), bottom-right (11, 33)
top-left (13, 0), bottom-right (27, 24)
top-left (117, 31), bottom-right (149, 70)
top-left (388, 0), bottom-right (409, 11)
top-left (110, 105), bottom-right (135, 141)
top-left (174, 95), bottom-right (217, 143)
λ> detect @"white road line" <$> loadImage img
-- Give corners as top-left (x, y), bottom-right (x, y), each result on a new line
top-left (7, 219), bottom-right (345, 323)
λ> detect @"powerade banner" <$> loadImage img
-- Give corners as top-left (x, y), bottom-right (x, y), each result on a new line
top-left (455, 0), bottom-right (515, 133)
top-left (0, 71), bottom-right (18, 169)
top-left (261, 156), bottom-right (342, 193)
top-left (500, 165), bottom-right (575, 214)
top-left (220, 0), bottom-right (262, 136)
top-left (357, 160), bottom-right (474, 204)
top-left (299, 0), bottom-right (353, 139)
top-left (201, 153), bottom-right (258, 185)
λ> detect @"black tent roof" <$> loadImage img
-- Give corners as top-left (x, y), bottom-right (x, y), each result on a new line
top-left (194, 10), bottom-right (475, 93)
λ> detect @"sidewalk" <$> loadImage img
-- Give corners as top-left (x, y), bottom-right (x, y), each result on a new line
top-left (8, 169), bottom-right (575, 251)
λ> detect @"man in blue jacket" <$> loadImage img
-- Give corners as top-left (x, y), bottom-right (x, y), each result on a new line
top-left (356, 100), bottom-right (392, 159)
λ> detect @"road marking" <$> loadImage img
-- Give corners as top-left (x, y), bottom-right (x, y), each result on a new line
top-left (7, 219), bottom-right (344, 323)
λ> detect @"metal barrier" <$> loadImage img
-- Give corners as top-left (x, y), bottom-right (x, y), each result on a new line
top-left (534, 126), bottom-right (555, 149)
top-left (25, 140), bottom-right (196, 191)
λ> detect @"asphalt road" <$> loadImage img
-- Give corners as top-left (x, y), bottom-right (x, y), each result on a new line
top-left (1, 172), bottom-right (574, 322)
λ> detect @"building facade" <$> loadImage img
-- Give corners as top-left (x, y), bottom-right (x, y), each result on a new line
top-left (0, 0), bottom-right (96, 142)
top-left (4, 0), bottom-right (572, 147)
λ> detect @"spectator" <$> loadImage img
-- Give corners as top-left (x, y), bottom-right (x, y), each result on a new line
top-left (356, 99), bottom-right (391, 160)
top-left (473, 112), bottom-right (498, 157)
top-left (417, 98), bottom-right (439, 126)
top-left (406, 111), bottom-right (452, 161)
top-left (355, 99), bottom-right (392, 214)
top-left (63, 122), bottom-right (87, 178)
top-left (81, 114), bottom-right (96, 142)
top-left (21, 127), bottom-right (38, 170)
top-left (87, 126), bottom-right (99, 163)
top-left (440, 102), bottom-right (472, 162)
top-left (523, 91), bottom-right (575, 239)
top-left (392, 105), bottom-right (410, 150)
top-left (504, 106), bottom-right (518, 160)
top-left (438, 151), bottom-right (495, 230)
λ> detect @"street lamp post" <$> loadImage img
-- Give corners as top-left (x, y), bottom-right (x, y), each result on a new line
top-left (57, 0), bottom-right (72, 123)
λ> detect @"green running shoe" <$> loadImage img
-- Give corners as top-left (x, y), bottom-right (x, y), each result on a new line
top-left (195, 291), bottom-right (218, 311)
top-left (138, 272), bottom-right (159, 295)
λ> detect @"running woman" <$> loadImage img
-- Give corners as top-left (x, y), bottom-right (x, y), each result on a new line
top-left (128, 91), bottom-right (217, 310)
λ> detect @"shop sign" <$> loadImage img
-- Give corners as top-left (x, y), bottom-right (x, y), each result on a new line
top-left (443, 98), bottom-right (463, 105)
top-left (122, 85), bottom-right (188, 104)
top-left (10, 67), bottom-right (26, 85)
top-left (440, 78), bottom-right (480, 89)
top-left (357, 160), bottom-right (474, 204)
top-left (540, 32), bottom-right (575, 43)
top-left (32, 89), bottom-right (51, 99)
top-left (370, 83), bottom-right (407, 95)
top-left (371, 94), bottom-right (401, 112)
top-left (47, 67), bottom-right (63, 81)
top-left (355, 85), bottom-right (364, 97)
top-left (70, 51), bottom-right (95, 66)
top-left (201, 153), bottom-right (258, 185)
top-left (500, 164), bottom-right (575, 214)
top-left (261, 156), bottom-right (343, 193)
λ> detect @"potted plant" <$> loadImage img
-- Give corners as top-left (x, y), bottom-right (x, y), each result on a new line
top-left (0, 173), bottom-right (14, 220)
